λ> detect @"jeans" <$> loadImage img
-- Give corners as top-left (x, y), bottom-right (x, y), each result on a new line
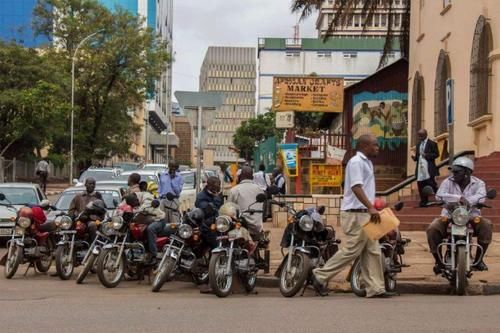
top-left (146, 220), bottom-right (172, 256)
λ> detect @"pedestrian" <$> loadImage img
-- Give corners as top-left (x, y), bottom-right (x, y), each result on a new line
top-left (35, 158), bottom-right (49, 193)
top-left (272, 166), bottom-right (286, 195)
top-left (310, 134), bottom-right (394, 298)
top-left (411, 129), bottom-right (439, 207)
top-left (236, 161), bottom-right (249, 184)
top-left (158, 160), bottom-right (184, 199)
top-left (254, 163), bottom-right (271, 221)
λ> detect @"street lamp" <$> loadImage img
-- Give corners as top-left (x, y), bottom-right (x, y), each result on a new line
top-left (70, 29), bottom-right (105, 184)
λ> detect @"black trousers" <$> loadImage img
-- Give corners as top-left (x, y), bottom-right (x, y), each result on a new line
top-left (417, 177), bottom-right (438, 205)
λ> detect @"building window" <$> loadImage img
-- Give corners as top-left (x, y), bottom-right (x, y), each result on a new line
top-left (286, 51), bottom-right (300, 57)
top-left (317, 51), bottom-right (332, 58)
top-left (469, 15), bottom-right (493, 122)
top-left (443, 0), bottom-right (451, 8)
top-left (394, 13), bottom-right (401, 27)
top-left (434, 49), bottom-right (451, 136)
top-left (381, 14), bottom-right (387, 27)
top-left (411, 72), bottom-right (425, 146)
top-left (343, 51), bottom-right (358, 58)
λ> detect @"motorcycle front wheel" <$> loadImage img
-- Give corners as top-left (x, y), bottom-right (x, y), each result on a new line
top-left (242, 272), bottom-right (257, 293)
top-left (209, 252), bottom-right (233, 298)
top-left (4, 243), bottom-right (23, 279)
top-left (97, 248), bottom-right (125, 288)
top-left (350, 257), bottom-right (367, 297)
top-left (455, 246), bottom-right (467, 296)
top-left (76, 253), bottom-right (97, 284)
top-left (152, 257), bottom-right (176, 293)
top-left (279, 252), bottom-right (310, 297)
top-left (35, 240), bottom-right (54, 273)
top-left (55, 245), bottom-right (75, 280)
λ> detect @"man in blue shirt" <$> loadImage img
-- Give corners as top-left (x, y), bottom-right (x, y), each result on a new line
top-left (159, 161), bottom-right (184, 199)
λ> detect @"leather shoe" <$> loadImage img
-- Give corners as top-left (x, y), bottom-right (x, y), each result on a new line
top-left (369, 291), bottom-right (397, 298)
top-left (433, 263), bottom-right (444, 275)
top-left (473, 260), bottom-right (488, 271)
top-left (310, 274), bottom-right (329, 297)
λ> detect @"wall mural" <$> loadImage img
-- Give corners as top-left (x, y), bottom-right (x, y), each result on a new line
top-left (351, 91), bottom-right (408, 151)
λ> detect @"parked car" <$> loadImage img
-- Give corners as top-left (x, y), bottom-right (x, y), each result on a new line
top-left (74, 167), bottom-right (120, 186)
top-left (179, 171), bottom-right (197, 213)
top-left (46, 185), bottom-right (123, 223)
top-left (142, 163), bottom-right (168, 171)
top-left (0, 183), bottom-right (48, 238)
top-left (115, 170), bottom-right (160, 184)
top-left (114, 162), bottom-right (141, 172)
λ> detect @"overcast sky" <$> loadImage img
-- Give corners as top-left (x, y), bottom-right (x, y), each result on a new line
top-left (171, 0), bottom-right (317, 100)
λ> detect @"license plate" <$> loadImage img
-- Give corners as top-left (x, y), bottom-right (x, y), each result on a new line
top-left (0, 228), bottom-right (12, 236)
top-left (452, 224), bottom-right (467, 236)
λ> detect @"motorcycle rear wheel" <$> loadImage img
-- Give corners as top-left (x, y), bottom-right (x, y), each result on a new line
top-left (279, 252), bottom-right (310, 297)
top-left (55, 245), bottom-right (75, 280)
top-left (209, 252), bottom-right (233, 298)
top-left (242, 272), bottom-right (257, 293)
top-left (455, 246), bottom-right (467, 296)
top-left (350, 257), bottom-right (367, 297)
top-left (97, 248), bottom-right (125, 288)
top-left (35, 240), bottom-right (54, 273)
top-left (4, 244), bottom-right (23, 279)
top-left (152, 257), bottom-right (176, 293)
top-left (76, 253), bottom-right (97, 284)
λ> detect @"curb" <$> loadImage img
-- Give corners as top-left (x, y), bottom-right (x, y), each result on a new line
top-left (255, 276), bottom-right (500, 296)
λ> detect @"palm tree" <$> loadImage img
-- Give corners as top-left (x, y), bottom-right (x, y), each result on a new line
top-left (291, 0), bottom-right (410, 67)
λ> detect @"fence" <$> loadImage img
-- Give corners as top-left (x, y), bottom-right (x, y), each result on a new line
top-left (0, 157), bottom-right (71, 183)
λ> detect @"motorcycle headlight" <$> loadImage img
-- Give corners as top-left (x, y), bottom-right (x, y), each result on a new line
top-left (299, 215), bottom-right (314, 232)
top-left (59, 216), bottom-right (73, 230)
top-left (216, 215), bottom-right (231, 233)
top-left (179, 224), bottom-right (193, 239)
top-left (111, 216), bottom-right (124, 230)
top-left (452, 207), bottom-right (469, 226)
top-left (101, 222), bottom-right (114, 236)
top-left (17, 216), bottom-right (31, 229)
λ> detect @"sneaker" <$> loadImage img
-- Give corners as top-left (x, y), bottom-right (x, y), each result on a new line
top-left (310, 274), bottom-right (329, 297)
top-left (473, 261), bottom-right (488, 271)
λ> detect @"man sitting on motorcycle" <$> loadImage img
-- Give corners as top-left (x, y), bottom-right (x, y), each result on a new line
top-left (427, 157), bottom-right (492, 273)
top-left (195, 176), bottom-right (224, 250)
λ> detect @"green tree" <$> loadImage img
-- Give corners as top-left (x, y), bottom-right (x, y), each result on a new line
top-left (233, 112), bottom-right (283, 161)
top-left (33, 0), bottom-right (170, 165)
top-left (291, 0), bottom-right (410, 67)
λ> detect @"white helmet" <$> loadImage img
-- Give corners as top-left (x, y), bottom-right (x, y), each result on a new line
top-left (452, 157), bottom-right (474, 172)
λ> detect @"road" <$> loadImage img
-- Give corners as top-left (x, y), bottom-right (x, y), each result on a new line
top-left (0, 264), bottom-right (499, 333)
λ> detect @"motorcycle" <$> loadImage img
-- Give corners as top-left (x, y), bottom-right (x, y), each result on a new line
top-left (151, 208), bottom-right (210, 292)
top-left (96, 200), bottom-right (172, 288)
top-left (274, 203), bottom-right (340, 297)
top-left (54, 200), bottom-right (106, 280)
top-left (348, 201), bottom-right (411, 297)
top-left (1, 193), bottom-right (55, 278)
top-left (208, 194), bottom-right (271, 298)
top-left (424, 186), bottom-right (496, 295)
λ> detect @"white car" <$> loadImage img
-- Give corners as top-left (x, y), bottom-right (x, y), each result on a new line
top-left (142, 164), bottom-right (167, 171)
top-left (115, 169), bottom-right (161, 184)
top-left (74, 167), bottom-right (120, 186)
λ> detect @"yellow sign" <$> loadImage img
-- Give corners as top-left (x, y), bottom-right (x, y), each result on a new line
top-left (310, 164), bottom-right (342, 189)
top-left (272, 76), bottom-right (344, 113)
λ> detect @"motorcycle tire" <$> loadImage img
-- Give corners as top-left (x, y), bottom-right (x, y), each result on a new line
top-left (152, 257), bottom-right (176, 293)
top-left (279, 252), bottom-right (311, 298)
top-left (97, 247), bottom-right (125, 288)
top-left (4, 244), bottom-right (23, 279)
top-left (242, 272), bottom-right (257, 293)
top-left (209, 252), bottom-right (233, 298)
top-left (76, 253), bottom-right (97, 284)
top-left (456, 247), bottom-right (467, 296)
top-left (55, 245), bottom-right (75, 280)
top-left (385, 274), bottom-right (397, 293)
top-left (35, 240), bottom-right (54, 273)
top-left (350, 257), bottom-right (367, 297)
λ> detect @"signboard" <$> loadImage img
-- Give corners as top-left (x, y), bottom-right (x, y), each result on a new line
top-left (272, 76), bottom-right (344, 113)
top-left (446, 79), bottom-right (454, 125)
top-left (275, 111), bottom-right (295, 128)
top-left (326, 145), bottom-right (347, 162)
top-left (309, 164), bottom-right (342, 193)
top-left (279, 143), bottom-right (298, 177)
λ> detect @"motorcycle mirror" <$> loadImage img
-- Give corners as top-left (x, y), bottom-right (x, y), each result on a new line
top-left (151, 199), bottom-right (160, 208)
top-left (72, 178), bottom-right (78, 185)
top-left (421, 186), bottom-right (435, 197)
top-left (317, 206), bottom-right (326, 215)
top-left (0, 193), bottom-right (5, 201)
top-left (40, 199), bottom-right (51, 209)
top-left (255, 193), bottom-right (267, 203)
top-left (267, 185), bottom-right (280, 195)
top-left (486, 188), bottom-right (497, 200)
top-left (166, 192), bottom-right (176, 201)
top-left (393, 201), bottom-right (404, 211)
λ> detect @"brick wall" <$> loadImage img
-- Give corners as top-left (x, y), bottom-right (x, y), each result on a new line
top-left (173, 116), bottom-right (193, 164)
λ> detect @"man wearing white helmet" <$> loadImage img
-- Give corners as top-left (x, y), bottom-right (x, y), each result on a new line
top-left (426, 156), bottom-right (492, 273)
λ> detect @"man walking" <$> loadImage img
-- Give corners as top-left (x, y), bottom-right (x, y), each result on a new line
top-left (35, 158), bottom-right (50, 193)
top-left (412, 129), bottom-right (439, 207)
top-left (310, 134), bottom-right (393, 298)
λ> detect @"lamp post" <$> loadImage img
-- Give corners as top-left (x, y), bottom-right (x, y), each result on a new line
top-left (70, 30), bottom-right (104, 184)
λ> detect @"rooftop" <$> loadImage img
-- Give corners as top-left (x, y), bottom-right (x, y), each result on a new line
top-left (258, 37), bottom-right (399, 53)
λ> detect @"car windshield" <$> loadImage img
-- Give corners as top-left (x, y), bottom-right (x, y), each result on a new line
top-left (142, 165), bottom-right (166, 171)
top-left (79, 170), bottom-right (115, 182)
top-left (55, 190), bottom-right (120, 210)
top-left (116, 173), bottom-right (159, 183)
top-left (0, 188), bottom-right (38, 205)
top-left (115, 163), bottom-right (139, 172)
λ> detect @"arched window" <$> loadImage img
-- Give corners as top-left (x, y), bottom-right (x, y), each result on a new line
top-left (434, 50), bottom-right (451, 136)
top-left (469, 15), bottom-right (493, 121)
top-left (411, 71), bottom-right (425, 146)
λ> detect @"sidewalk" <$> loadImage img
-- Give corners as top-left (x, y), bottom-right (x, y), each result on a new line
top-left (259, 225), bottom-right (500, 295)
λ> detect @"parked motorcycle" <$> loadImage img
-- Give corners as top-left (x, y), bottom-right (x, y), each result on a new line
top-left (54, 200), bottom-right (107, 280)
top-left (1, 193), bottom-right (55, 278)
top-left (274, 203), bottom-right (340, 297)
top-left (424, 186), bottom-right (496, 295)
top-left (151, 208), bottom-right (210, 292)
top-left (348, 201), bottom-right (410, 297)
top-left (96, 200), bottom-right (172, 288)
top-left (208, 194), bottom-right (270, 297)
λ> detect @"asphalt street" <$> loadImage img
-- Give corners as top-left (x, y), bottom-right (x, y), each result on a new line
top-left (0, 260), bottom-right (499, 333)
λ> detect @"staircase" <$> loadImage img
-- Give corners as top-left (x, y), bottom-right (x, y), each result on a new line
top-left (395, 152), bottom-right (500, 231)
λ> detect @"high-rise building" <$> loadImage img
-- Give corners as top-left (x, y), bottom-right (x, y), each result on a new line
top-left (200, 47), bottom-right (256, 163)
top-left (316, 0), bottom-right (407, 38)
top-left (0, 0), bottom-right (50, 47)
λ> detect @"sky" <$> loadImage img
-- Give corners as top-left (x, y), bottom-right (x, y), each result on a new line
top-left (171, 0), bottom-right (317, 99)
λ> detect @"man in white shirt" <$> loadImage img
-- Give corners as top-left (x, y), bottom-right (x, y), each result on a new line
top-left (310, 134), bottom-right (391, 298)
top-left (35, 158), bottom-right (50, 193)
top-left (253, 164), bottom-right (271, 191)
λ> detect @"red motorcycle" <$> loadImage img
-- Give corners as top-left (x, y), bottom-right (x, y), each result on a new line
top-left (0, 193), bottom-right (55, 278)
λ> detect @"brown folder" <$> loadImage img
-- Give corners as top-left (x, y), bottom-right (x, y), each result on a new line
top-left (362, 208), bottom-right (400, 240)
